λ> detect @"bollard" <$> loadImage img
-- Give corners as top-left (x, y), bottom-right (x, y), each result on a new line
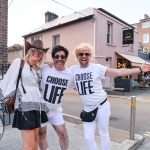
top-left (130, 96), bottom-right (136, 140)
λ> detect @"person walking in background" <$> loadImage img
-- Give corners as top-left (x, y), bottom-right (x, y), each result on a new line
top-left (38, 45), bottom-right (73, 150)
top-left (0, 40), bottom-right (49, 150)
top-left (70, 43), bottom-right (150, 150)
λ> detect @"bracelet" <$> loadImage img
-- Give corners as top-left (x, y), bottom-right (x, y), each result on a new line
top-left (139, 67), bottom-right (142, 74)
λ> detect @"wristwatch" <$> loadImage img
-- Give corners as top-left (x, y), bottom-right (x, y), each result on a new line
top-left (139, 67), bottom-right (142, 74)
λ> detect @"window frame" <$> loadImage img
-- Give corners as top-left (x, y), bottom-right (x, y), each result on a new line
top-left (31, 36), bottom-right (42, 44)
top-left (107, 22), bottom-right (113, 44)
top-left (142, 22), bottom-right (150, 28)
top-left (143, 34), bottom-right (149, 43)
top-left (53, 34), bottom-right (60, 47)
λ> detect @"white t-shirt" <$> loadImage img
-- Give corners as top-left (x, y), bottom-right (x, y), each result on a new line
top-left (70, 63), bottom-right (107, 111)
top-left (42, 65), bottom-right (74, 111)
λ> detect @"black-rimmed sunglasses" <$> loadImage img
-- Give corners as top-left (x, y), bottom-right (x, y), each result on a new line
top-left (78, 53), bottom-right (90, 57)
top-left (53, 55), bottom-right (67, 59)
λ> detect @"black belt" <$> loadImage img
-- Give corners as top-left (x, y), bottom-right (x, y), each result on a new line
top-left (100, 98), bottom-right (107, 105)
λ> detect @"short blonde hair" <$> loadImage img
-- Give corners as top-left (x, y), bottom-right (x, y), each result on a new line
top-left (74, 43), bottom-right (94, 57)
top-left (24, 49), bottom-right (45, 66)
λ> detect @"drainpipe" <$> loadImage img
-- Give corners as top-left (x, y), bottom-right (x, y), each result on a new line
top-left (93, 12), bottom-right (107, 58)
top-left (24, 38), bottom-right (27, 57)
top-left (93, 15), bottom-right (96, 57)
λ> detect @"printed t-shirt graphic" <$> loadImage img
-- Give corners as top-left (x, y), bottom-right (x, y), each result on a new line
top-left (70, 63), bottom-right (108, 111)
top-left (42, 65), bottom-right (74, 111)
top-left (75, 71), bottom-right (94, 95)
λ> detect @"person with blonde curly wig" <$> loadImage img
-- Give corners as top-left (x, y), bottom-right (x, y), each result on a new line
top-left (70, 43), bottom-right (150, 150)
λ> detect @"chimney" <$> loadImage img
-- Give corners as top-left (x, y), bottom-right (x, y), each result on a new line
top-left (144, 14), bottom-right (149, 19)
top-left (45, 11), bottom-right (58, 22)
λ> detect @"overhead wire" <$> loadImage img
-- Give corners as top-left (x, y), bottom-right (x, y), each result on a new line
top-left (8, 0), bottom-right (14, 8)
top-left (51, 0), bottom-right (86, 17)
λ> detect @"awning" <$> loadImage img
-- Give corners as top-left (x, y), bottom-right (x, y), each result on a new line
top-left (116, 52), bottom-right (150, 67)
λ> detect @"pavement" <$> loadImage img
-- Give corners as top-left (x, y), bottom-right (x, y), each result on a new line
top-left (0, 88), bottom-right (150, 150)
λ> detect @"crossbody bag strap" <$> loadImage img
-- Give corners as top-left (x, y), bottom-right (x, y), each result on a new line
top-left (15, 59), bottom-right (25, 95)
top-left (20, 60), bottom-right (26, 94)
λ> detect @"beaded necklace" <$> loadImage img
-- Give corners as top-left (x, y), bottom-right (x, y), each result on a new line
top-left (27, 60), bottom-right (42, 91)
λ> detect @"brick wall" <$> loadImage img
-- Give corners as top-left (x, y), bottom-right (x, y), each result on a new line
top-left (137, 19), bottom-right (150, 52)
top-left (0, 0), bottom-right (8, 73)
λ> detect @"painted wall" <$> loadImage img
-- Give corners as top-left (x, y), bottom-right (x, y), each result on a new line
top-left (94, 9), bottom-right (138, 68)
top-left (137, 18), bottom-right (150, 52)
top-left (25, 8), bottom-right (139, 88)
top-left (8, 49), bottom-right (24, 64)
top-left (26, 19), bottom-right (97, 67)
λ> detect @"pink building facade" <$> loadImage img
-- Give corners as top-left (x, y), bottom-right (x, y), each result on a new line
top-left (23, 7), bottom-right (143, 88)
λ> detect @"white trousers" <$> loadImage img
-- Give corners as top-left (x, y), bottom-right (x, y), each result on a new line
top-left (83, 101), bottom-right (111, 150)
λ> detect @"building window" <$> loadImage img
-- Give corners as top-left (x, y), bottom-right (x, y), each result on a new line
top-left (143, 34), bottom-right (149, 43)
top-left (31, 36), bottom-right (42, 43)
top-left (107, 22), bottom-right (113, 44)
top-left (142, 22), bottom-right (150, 28)
top-left (53, 35), bottom-right (60, 46)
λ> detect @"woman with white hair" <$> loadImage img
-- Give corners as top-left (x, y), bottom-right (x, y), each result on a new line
top-left (0, 40), bottom-right (49, 150)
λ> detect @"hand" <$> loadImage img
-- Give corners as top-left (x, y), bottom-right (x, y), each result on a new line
top-left (140, 62), bottom-right (150, 72)
top-left (48, 62), bottom-right (54, 68)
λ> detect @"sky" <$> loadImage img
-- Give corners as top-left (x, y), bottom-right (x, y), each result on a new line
top-left (8, 0), bottom-right (150, 46)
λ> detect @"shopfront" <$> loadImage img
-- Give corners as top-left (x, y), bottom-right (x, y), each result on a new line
top-left (115, 52), bottom-right (149, 91)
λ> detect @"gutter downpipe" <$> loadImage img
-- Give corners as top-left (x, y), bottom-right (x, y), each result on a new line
top-left (93, 10), bottom-right (107, 58)
top-left (93, 15), bottom-right (96, 57)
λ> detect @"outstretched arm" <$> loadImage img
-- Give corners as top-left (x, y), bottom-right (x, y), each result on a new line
top-left (105, 62), bottom-right (150, 77)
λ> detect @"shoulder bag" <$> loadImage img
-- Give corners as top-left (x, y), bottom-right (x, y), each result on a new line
top-left (1, 59), bottom-right (24, 114)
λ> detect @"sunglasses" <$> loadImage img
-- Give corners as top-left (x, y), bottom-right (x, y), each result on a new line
top-left (31, 49), bottom-right (44, 55)
top-left (53, 55), bottom-right (67, 59)
top-left (78, 53), bottom-right (90, 57)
